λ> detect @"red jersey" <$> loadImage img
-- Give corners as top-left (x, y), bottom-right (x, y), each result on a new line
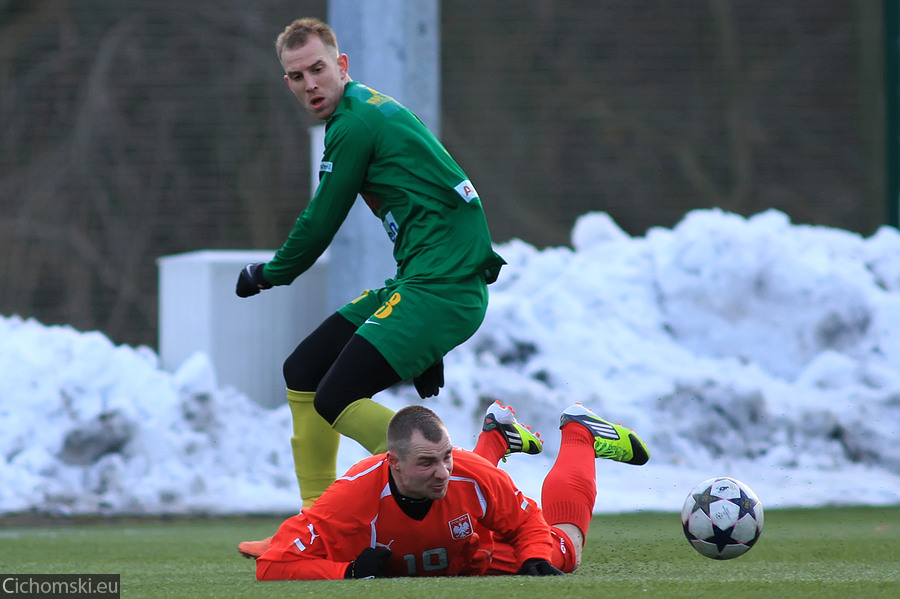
top-left (256, 449), bottom-right (555, 580)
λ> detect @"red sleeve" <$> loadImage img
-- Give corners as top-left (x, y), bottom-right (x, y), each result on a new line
top-left (256, 456), bottom-right (387, 580)
top-left (257, 553), bottom-right (350, 580)
top-left (255, 514), bottom-right (352, 581)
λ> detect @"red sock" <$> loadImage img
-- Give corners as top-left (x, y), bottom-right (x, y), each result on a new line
top-left (540, 422), bottom-right (597, 540)
top-left (472, 429), bottom-right (507, 466)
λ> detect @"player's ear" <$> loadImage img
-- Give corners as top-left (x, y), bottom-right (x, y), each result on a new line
top-left (387, 449), bottom-right (400, 467)
top-left (338, 53), bottom-right (349, 79)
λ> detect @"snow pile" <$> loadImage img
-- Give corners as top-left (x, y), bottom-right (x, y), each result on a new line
top-left (0, 327), bottom-right (298, 514)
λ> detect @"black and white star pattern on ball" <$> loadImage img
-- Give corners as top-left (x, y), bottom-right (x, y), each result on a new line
top-left (735, 487), bottom-right (760, 519)
top-left (691, 485), bottom-right (716, 517)
top-left (691, 483), bottom-right (759, 519)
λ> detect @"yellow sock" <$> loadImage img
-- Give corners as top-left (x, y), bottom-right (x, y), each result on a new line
top-left (331, 398), bottom-right (395, 454)
top-left (287, 389), bottom-right (340, 509)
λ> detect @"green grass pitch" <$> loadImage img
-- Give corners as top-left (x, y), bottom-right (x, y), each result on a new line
top-left (1, 507), bottom-right (897, 598)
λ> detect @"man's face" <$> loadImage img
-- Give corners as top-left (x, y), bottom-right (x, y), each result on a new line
top-left (280, 36), bottom-right (349, 121)
top-left (389, 429), bottom-right (453, 501)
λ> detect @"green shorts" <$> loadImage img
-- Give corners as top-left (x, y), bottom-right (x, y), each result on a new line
top-left (337, 276), bottom-right (489, 380)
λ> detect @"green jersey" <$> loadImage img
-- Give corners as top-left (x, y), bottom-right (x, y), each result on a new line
top-left (263, 81), bottom-right (505, 286)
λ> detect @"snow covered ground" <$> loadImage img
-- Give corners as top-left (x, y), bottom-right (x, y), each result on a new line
top-left (2, 208), bottom-right (900, 516)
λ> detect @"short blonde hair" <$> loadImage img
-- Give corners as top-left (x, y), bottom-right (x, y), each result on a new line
top-left (275, 17), bottom-right (339, 59)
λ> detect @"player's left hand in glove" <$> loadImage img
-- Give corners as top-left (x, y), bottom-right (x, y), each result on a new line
top-left (345, 547), bottom-right (392, 579)
top-left (413, 358), bottom-right (444, 399)
top-left (517, 558), bottom-right (564, 576)
top-left (235, 263), bottom-right (272, 298)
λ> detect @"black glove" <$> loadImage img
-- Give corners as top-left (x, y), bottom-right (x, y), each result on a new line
top-left (517, 558), bottom-right (564, 576)
top-left (235, 263), bottom-right (272, 298)
top-left (413, 358), bottom-right (444, 399)
top-left (345, 547), bottom-right (392, 579)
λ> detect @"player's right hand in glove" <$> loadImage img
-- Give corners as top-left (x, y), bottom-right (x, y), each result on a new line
top-left (235, 262), bottom-right (272, 298)
top-left (517, 557), bottom-right (564, 576)
top-left (345, 547), bottom-right (392, 579)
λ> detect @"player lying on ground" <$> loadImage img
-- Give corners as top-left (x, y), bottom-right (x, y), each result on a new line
top-left (247, 401), bottom-right (649, 579)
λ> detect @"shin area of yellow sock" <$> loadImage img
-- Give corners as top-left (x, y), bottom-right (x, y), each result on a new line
top-left (287, 389), bottom-right (340, 509)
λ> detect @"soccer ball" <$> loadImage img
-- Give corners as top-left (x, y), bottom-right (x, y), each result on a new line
top-left (681, 476), bottom-right (764, 560)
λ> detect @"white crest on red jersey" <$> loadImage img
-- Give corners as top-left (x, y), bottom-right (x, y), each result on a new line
top-left (448, 513), bottom-right (474, 540)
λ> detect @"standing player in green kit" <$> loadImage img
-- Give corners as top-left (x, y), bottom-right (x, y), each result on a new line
top-left (235, 18), bottom-right (505, 557)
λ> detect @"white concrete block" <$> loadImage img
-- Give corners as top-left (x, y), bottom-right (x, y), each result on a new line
top-left (157, 250), bottom-right (329, 408)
